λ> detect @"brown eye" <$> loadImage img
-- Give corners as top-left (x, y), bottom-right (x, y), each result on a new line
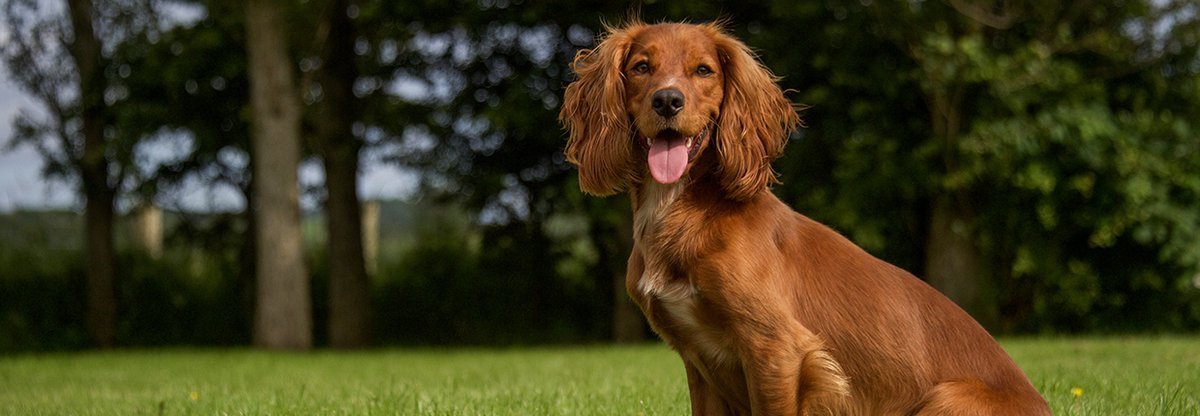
top-left (632, 62), bottom-right (650, 74)
top-left (696, 65), bottom-right (713, 76)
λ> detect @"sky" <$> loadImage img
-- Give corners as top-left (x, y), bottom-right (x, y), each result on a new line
top-left (0, 64), bottom-right (77, 212)
top-left (0, 13), bottom-right (418, 214)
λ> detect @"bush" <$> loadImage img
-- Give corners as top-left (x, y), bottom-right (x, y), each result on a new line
top-left (0, 246), bottom-right (251, 351)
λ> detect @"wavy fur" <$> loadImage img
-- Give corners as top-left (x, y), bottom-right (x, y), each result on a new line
top-left (560, 22), bottom-right (645, 195)
top-left (707, 26), bottom-right (800, 200)
top-left (561, 21), bottom-right (1050, 416)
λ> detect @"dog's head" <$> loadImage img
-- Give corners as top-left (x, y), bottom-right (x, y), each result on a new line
top-left (560, 21), bottom-right (799, 200)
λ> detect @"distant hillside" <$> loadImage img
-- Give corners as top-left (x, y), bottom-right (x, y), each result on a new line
top-left (0, 209), bottom-right (81, 250)
top-left (0, 199), bottom-right (453, 252)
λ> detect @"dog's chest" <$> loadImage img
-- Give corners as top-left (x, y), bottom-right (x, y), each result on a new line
top-left (633, 181), bottom-right (734, 364)
top-left (644, 276), bottom-right (735, 364)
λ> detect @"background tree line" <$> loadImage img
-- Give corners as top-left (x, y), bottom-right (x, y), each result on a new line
top-left (1, 0), bottom-right (1197, 351)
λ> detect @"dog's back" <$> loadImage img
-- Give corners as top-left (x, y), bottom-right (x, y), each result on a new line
top-left (783, 208), bottom-right (1048, 415)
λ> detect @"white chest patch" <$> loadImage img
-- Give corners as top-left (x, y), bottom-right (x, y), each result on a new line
top-left (633, 180), bottom-right (685, 245)
top-left (633, 180), bottom-right (733, 364)
top-left (658, 288), bottom-right (734, 364)
top-left (634, 180), bottom-right (685, 299)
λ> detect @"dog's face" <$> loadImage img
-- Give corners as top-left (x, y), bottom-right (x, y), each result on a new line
top-left (561, 21), bottom-right (799, 200)
top-left (623, 25), bottom-right (724, 185)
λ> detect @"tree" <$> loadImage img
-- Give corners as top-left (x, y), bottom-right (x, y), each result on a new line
top-left (1, 0), bottom-right (159, 348)
top-left (67, 0), bottom-right (118, 349)
top-left (113, 0), bottom-right (379, 347)
top-left (847, 0), bottom-right (1200, 327)
top-left (310, 0), bottom-right (372, 348)
top-left (358, 3), bottom-right (647, 342)
top-left (112, 0), bottom-right (258, 340)
top-left (760, 0), bottom-right (1200, 329)
top-left (245, 0), bottom-right (312, 350)
top-left (392, 0), bottom-right (1200, 334)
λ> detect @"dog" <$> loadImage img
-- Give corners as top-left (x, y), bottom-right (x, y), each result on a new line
top-left (559, 21), bottom-right (1051, 415)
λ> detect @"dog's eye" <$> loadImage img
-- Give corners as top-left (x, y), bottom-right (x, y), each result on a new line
top-left (696, 65), bottom-right (713, 77)
top-left (632, 62), bottom-right (650, 74)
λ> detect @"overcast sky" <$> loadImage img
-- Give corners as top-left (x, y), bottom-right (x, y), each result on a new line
top-left (0, 59), bottom-right (418, 214)
top-left (0, 1), bottom-right (433, 214)
top-left (0, 61), bottom-right (77, 212)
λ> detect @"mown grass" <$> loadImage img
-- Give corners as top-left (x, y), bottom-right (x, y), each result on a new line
top-left (0, 337), bottom-right (1196, 415)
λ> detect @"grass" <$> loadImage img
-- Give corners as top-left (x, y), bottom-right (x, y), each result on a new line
top-left (0, 337), bottom-right (1196, 415)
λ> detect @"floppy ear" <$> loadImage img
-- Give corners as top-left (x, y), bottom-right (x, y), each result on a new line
top-left (559, 24), bottom-right (641, 196)
top-left (710, 28), bottom-right (800, 201)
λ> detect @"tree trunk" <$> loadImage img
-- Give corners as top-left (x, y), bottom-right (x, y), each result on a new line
top-left (315, 0), bottom-right (371, 349)
top-left (82, 175), bottom-right (117, 347)
top-left (920, 82), bottom-right (993, 324)
top-left (324, 145), bottom-right (371, 348)
top-left (612, 268), bottom-right (645, 342)
top-left (238, 182), bottom-right (258, 342)
top-left (67, 0), bottom-right (117, 349)
top-left (246, 0), bottom-right (312, 350)
top-left (924, 195), bottom-right (991, 324)
top-left (609, 209), bottom-right (645, 343)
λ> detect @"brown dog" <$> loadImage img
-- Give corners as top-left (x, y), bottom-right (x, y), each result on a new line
top-left (560, 21), bottom-right (1050, 415)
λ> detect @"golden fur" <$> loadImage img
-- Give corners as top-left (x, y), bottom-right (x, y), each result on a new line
top-left (561, 21), bottom-right (1050, 415)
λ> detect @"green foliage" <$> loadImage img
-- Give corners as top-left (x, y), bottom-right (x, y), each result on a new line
top-left (371, 202), bottom-right (611, 345)
top-left (0, 248), bottom-right (87, 351)
top-left (750, 1), bottom-right (1200, 331)
top-left (110, 1), bottom-right (254, 205)
top-left (0, 202), bottom-right (618, 351)
top-left (4, 0), bottom-right (1200, 347)
top-left (0, 0), bottom-right (162, 191)
top-left (0, 223), bottom-right (251, 350)
top-left (920, 3), bottom-right (1200, 331)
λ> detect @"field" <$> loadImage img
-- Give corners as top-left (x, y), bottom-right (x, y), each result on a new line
top-left (1, 337), bottom-right (1197, 415)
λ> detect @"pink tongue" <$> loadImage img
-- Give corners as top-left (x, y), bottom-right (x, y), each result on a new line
top-left (647, 136), bottom-right (688, 184)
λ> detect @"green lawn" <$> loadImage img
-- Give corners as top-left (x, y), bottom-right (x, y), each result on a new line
top-left (0, 337), bottom-right (1196, 415)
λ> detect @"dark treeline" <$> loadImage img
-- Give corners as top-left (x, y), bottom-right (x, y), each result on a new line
top-left (1, 0), bottom-right (1198, 351)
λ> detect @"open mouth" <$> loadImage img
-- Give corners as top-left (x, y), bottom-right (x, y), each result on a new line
top-left (640, 126), bottom-right (709, 185)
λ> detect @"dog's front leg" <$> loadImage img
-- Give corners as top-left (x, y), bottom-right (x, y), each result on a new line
top-left (738, 325), bottom-right (850, 416)
top-left (739, 337), bottom-right (803, 416)
top-left (685, 361), bottom-right (739, 416)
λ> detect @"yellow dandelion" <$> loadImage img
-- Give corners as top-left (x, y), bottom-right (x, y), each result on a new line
top-left (190, 391), bottom-right (199, 401)
top-left (1070, 387), bottom-right (1083, 398)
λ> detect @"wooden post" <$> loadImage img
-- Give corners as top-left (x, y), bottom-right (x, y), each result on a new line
top-left (361, 200), bottom-right (380, 277)
top-left (130, 203), bottom-right (163, 259)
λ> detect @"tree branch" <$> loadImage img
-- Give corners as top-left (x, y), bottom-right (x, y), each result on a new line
top-left (946, 0), bottom-right (1019, 30)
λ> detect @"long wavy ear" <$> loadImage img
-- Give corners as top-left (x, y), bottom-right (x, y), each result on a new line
top-left (709, 26), bottom-right (800, 201)
top-left (560, 23), bottom-right (642, 196)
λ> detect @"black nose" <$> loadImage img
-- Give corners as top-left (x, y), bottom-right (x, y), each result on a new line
top-left (651, 88), bottom-right (685, 118)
